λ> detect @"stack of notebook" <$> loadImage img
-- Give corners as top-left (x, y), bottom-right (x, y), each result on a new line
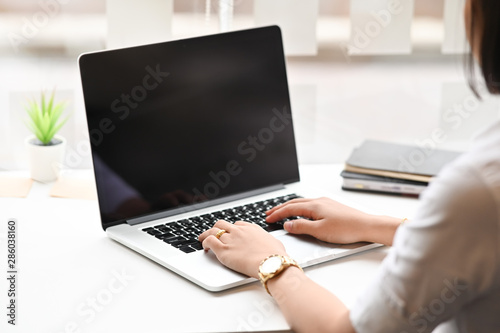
top-left (341, 140), bottom-right (462, 196)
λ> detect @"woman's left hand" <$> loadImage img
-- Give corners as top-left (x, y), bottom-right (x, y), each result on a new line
top-left (198, 220), bottom-right (288, 279)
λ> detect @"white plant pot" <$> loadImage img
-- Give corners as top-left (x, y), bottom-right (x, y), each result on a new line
top-left (25, 135), bottom-right (66, 183)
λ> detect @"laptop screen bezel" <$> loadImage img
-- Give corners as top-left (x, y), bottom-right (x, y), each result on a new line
top-left (78, 25), bottom-right (300, 230)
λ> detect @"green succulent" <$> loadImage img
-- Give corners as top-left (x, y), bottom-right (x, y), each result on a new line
top-left (25, 90), bottom-right (68, 145)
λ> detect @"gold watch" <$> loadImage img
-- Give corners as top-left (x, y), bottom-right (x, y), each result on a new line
top-left (258, 254), bottom-right (303, 296)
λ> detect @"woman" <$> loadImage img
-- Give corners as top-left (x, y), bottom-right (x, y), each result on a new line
top-left (199, 0), bottom-right (500, 332)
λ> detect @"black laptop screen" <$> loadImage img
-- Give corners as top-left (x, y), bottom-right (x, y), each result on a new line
top-left (79, 26), bottom-right (300, 228)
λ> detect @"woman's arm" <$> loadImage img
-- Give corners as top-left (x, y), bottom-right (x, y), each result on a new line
top-left (199, 220), bottom-right (356, 333)
top-left (267, 266), bottom-right (355, 333)
top-left (265, 197), bottom-right (402, 246)
top-left (198, 197), bottom-right (403, 332)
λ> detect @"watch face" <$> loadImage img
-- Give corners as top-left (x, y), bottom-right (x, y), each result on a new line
top-left (261, 256), bottom-right (283, 274)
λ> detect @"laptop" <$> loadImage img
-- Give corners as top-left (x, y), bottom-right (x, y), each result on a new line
top-left (78, 26), bottom-right (382, 292)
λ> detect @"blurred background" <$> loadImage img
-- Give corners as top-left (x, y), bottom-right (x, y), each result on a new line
top-left (1, 0), bottom-right (498, 171)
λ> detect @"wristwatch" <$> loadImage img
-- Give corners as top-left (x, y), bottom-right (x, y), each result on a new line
top-left (258, 254), bottom-right (303, 296)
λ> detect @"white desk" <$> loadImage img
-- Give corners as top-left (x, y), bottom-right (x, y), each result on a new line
top-left (0, 164), bottom-right (420, 333)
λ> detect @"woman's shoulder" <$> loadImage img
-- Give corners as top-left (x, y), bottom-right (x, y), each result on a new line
top-left (393, 125), bottom-right (500, 290)
top-left (408, 119), bottom-right (500, 249)
top-left (415, 145), bottom-right (498, 234)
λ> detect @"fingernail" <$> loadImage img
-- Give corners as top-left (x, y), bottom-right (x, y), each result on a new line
top-left (284, 221), bottom-right (292, 231)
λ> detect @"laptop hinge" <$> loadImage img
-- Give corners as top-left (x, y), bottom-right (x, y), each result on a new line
top-left (126, 184), bottom-right (285, 226)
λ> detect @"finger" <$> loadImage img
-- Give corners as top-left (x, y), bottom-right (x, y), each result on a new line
top-left (283, 218), bottom-right (320, 236)
top-left (234, 220), bottom-right (252, 226)
top-left (235, 221), bottom-right (265, 232)
top-left (213, 220), bottom-right (235, 231)
top-left (202, 235), bottom-right (226, 252)
top-left (266, 202), bottom-right (316, 223)
top-left (265, 198), bottom-right (312, 215)
top-left (198, 227), bottom-right (220, 242)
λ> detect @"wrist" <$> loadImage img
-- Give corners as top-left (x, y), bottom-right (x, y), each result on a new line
top-left (363, 215), bottom-right (400, 246)
top-left (266, 265), bottom-right (305, 297)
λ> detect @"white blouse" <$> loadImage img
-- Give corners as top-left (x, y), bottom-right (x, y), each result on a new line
top-left (350, 120), bottom-right (500, 332)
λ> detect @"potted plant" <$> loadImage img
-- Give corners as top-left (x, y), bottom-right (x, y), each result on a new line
top-left (24, 90), bottom-right (69, 182)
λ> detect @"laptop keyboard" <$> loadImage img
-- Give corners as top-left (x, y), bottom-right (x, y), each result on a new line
top-left (142, 194), bottom-right (302, 254)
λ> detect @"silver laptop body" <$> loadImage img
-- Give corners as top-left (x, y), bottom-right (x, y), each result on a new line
top-left (79, 26), bottom-right (382, 292)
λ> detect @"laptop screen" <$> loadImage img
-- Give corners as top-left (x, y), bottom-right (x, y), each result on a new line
top-left (79, 26), bottom-right (300, 228)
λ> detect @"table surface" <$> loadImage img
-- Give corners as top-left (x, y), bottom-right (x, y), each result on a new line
top-left (0, 164), bottom-right (420, 333)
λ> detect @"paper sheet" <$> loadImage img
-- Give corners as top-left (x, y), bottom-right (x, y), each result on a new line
top-left (0, 176), bottom-right (33, 198)
top-left (50, 176), bottom-right (97, 200)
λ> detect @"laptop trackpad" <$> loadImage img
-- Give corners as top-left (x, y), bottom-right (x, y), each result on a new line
top-left (274, 232), bottom-right (373, 267)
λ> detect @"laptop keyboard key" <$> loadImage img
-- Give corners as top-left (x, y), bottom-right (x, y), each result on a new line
top-left (146, 229), bottom-right (162, 236)
top-left (179, 245), bottom-right (196, 253)
top-left (162, 236), bottom-right (185, 244)
top-left (145, 194), bottom-right (302, 252)
top-left (191, 242), bottom-right (204, 250)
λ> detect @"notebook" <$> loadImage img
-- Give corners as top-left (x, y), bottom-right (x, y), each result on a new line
top-left (78, 26), bottom-right (382, 291)
top-left (345, 140), bottom-right (462, 182)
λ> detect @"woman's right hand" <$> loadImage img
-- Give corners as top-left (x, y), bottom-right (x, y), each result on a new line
top-left (265, 197), bottom-right (400, 246)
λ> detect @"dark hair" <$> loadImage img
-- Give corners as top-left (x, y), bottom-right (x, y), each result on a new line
top-left (466, 0), bottom-right (500, 97)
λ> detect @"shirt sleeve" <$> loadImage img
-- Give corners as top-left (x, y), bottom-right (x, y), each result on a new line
top-left (350, 160), bottom-right (499, 333)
